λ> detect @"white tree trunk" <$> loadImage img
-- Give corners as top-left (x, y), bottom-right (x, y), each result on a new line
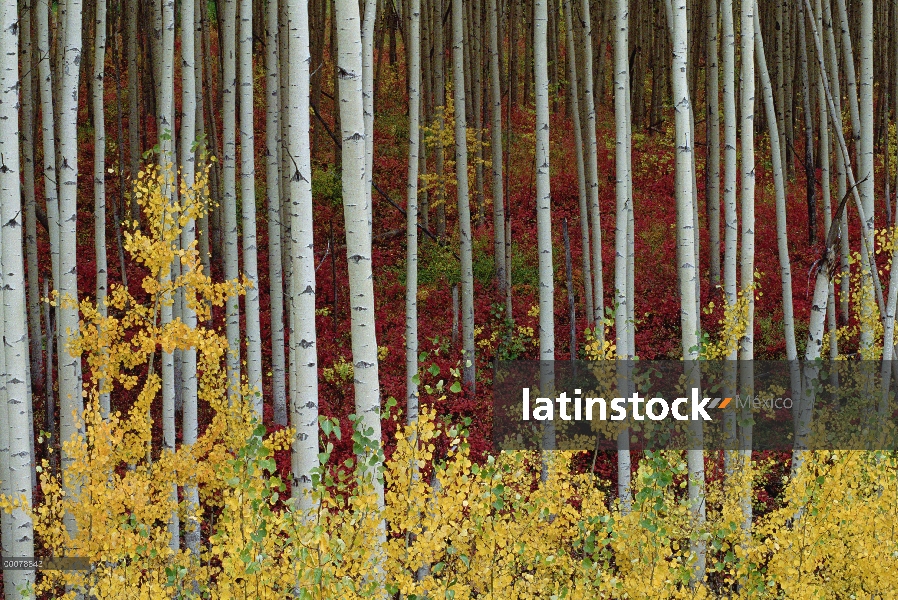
top-left (58, 0), bottom-right (85, 542)
top-left (336, 0), bottom-right (386, 582)
top-left (288, 0), bottom-right (321, 513)
top-left (707, 0), bottom-right (721, 288)
top-left (858, 0), bottom-right (875, 351)
top-left (240, 0), bottom-right (263, 416)
top-left (1, 2), bottom-right (36, 592)
top-left (580, 0), bottom-right (604, 334)
top-left (671, 0), bottom-right (706, 581)
top-left (180, 0), bottom-right (201, 560)
top-left (267, 0), bottom-right (287, 427)
top-left (407, 0), bottom-right (422, 423)
top-left (536, 0), bottom-right (555, 481)
top-left (614, 0), bottom-right (632, 511)
top-left (362, 0), bottom-right (377, 225)
top-left (453, 0), bottom-right (476, 390)
top-left (158, 0), bottom-right (179, 553)
top-left (222, 0), bottom-right (241, 404)
top-left (94, 0), bottom-right (110, 417)
top-left (36, 0), bottom-right (60, 298)
top-left (563, 0), bottom-right (593, 328)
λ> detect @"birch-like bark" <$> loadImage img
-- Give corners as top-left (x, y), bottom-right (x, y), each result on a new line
top-left (797, 0), bottom-right (816, 245)
top-left (0, 272), bottom-right (9, 592)
top-left (362, 0), bottom-right (377, 228)
top-left (335, 0), bottom-right (386, 580)
top-left (454, 0), bottom-right (476, 390)
top-left (289, 0), bottom-right (321, 512)
top-left (127, 0), bottom-right (140, 222)
top-left (536, 0), bottom-right (556, 481)
top-left (22, 2), bottom-right (44, 407)
top-left (672, 0), bottom-right (705, 581)
top-left (239, 0), bottom-right (263, 416)
top-left (858, 0), bottom-right (875, 352)
top-left (94, 0), bottom-right (110, 416)
top-left (222, 0), bottom-right (241, 403)
top-left (614, 0), bottom-right (632, 511)
top-left (564, 0), bottom-right (594, 328)
top-left (581, 0), bottom-right (605, 335)
top-left (180, 0), bottom-right (201, 560)
top-left (158, 0), bottom-right (179, 553)
top-left (1, 1), bottom-right (36, 591)
top-left (707, 0), bottom-right (721, 289)
top-left (36, 0), bottom-right (60, 310)
top-left (58, 0), bottom-right (85, 542)
top-left (266, 0), bottom-right (287, 427)
top-left (488, 0), bottom-right (507, 297)
top-left (407, 0), bottom-right (422, 424)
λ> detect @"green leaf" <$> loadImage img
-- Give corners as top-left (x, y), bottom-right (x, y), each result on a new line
top-left (450, 381), bottom-right (462, 393)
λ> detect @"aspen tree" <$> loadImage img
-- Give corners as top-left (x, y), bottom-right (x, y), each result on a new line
top-left (858, 0), bottom-right (875, 352)
top-left (581, 0), bottom-right (604, 333)
top-left (672, 0), bottom-right (706, 581)
top-left (453, 0), bottom-right (476, 390)
top-left (266, 0), bottom-right (287, 427)
top-left (58, 0), bottom-right (85, 541)
top-left (22, 1), bottom-right (43, 405)
top-left (94, 0), bottom-right (110, 416)
top-left (1, 1), bottom-right (36, 593)
top-left (407, 0), bottom-right (422, 423)
top-left (614, 0), bottom-right (632, 510)
top-left (488, 0), bottom-right (507, 297)
top-left (289, 0), bottom-right (320, 511)
top-left (536, 0), bottom-right (555, 480)
top-left (239, 0), bottom-right (263, 416)
top-left (222, 0), bottom-right (241, 403)
top-left (362, 0), bottom-right (377, 224)
top-left (707, 0), bottom-right (721, 288)
top-left (334, 0), bottom-right (386, 580)
top-left (181, 0), bottom-right (201, 559)
top-left (36, 0), bottom-right (60, 300)
top-left (158, 0), bottom-right (179, 552)
top-left (127, 0), bottom-right (140, 222)
top-left (563, 0), bottom-right (594, 328)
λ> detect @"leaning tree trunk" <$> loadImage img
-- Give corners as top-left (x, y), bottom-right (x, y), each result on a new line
top-left (289, 0), bottom-right (321, 513)
top-left (453, 0), bottom-right (476, 391)
top-left (335, 0), bottom-right (386, 585)
top-left (563, 0), bottom-right (594, 329)
top-left (1, 1), bottom-right (36, 594)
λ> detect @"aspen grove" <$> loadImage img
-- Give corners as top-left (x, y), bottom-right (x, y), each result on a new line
top-left (3, 0), bottom-right (898, 597)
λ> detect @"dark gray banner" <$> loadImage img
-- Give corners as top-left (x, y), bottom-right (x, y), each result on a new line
top-left (492, 361), bottom-right (898, 451)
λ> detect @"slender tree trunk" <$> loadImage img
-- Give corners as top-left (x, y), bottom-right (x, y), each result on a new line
top-left (671, 0), bottom-right (706, 582)
top-left (180, 0), bottom-right (201, 561)
top-left (94, 0), bottom-right (110, 416)
top-left (798, 0), bottom-right (817, 245)
top-left (489, 0), bottom-right (507, 298)
top-left (407, 0), bottom-right (422, 435)
top-left (127, 0), bottom-right (140, 222)
top-left (434, 0), bottom-right (446, 239)
top-left (36, 0), bottom-right (60, 308)
top-left (363, 0), bottom-right (377, 234)
top-left (707, 0), bottom-right (721, 288)
top-left (1, 1), bottom-right (36, 592)
top-left (582, 0), bottom-right (604, 335)
top-left (289, 0), bottom-right (321, 513)
top-left (222, 0), bottom-right (241, 403)
top-left (267, 0), bottom-right (287, 427)
top-left (858, 0), bottom-right (875, 352)
top-left (22, 2), bottom-right (44, 407)
top-left (454, 0), bottom-right (476, 390)
top-left (563, 0), bottom-right (594, 329)
top-left (58, 0), bottom-right (85, 542)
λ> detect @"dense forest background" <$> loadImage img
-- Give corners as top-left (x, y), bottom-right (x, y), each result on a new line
top-left (2, 0), bottom-right (898, 597)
